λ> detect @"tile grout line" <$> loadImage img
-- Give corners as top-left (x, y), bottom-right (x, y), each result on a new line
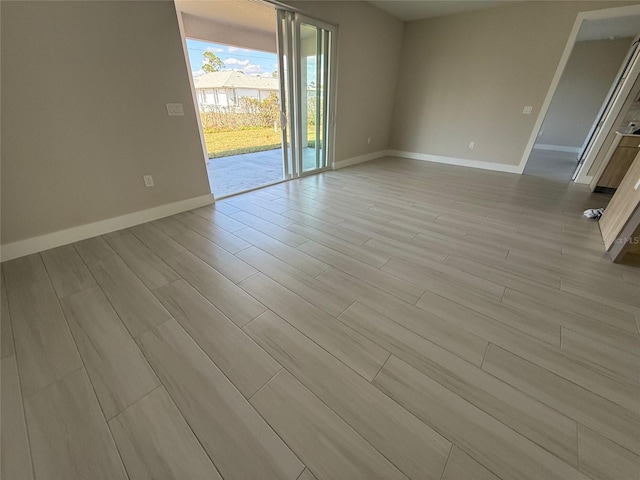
top-left (53, 282), bottom-right (133, 479)
top-left (438, 444), bottom-right (454, 480)
top-left (3, 263), bottom-right (38, 480)
top-left (247, 366), bottom-right (285, 402)
top-left (1, 268), bottom-right (19, 361)
top-left (104, 233), bottom-right (182, 292)
top-left (130, 321), bottom-right (227, 480)
top-left (371, 353), bottom-right (393, 385)
top-left (478, 342), bottom-right (637, 454)
top-left (248, 353), bottom-right (420, 480)
top-left (576, 423), bottom-right (580, 474)
top-left (480, 343), bottom-right (491, 370)
top-left (213, 361), bottom-right (312, 480)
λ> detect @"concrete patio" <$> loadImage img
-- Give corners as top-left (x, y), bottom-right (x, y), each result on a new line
top-left (206, 147), bottom-right (321, 198)
top-left (206, 149), bottom-right (284, 198)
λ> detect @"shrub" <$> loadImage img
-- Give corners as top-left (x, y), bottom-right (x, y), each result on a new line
top-left (200, 93), bottom-right (280, 131)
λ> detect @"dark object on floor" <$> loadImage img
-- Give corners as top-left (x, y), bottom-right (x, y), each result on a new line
top-left (583, 208), bottom-right (605, 220)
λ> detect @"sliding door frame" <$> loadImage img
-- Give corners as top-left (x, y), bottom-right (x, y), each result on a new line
top-left (276, 10), bottom-right (296, 179)
top-left (577, 37), bottom-right (640, 184)
top-left (573, 36), bottom-right (640, 180)
top-left (276, 8), bottom-right (338, 178)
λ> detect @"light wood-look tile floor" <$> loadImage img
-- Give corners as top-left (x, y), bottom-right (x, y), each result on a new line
top-left (2, 157), bottom-right (639, 480)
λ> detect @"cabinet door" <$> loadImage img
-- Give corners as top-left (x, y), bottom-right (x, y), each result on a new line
top-left (597, 146), bottom-right (639, 188)
top-left (600, 152), bottom-right (640, 250)
top-left (618, 136), bottom-right (640, 148)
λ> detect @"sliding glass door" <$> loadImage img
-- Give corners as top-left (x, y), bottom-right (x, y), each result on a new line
top-left (277, 10), bottom-right (336, 178)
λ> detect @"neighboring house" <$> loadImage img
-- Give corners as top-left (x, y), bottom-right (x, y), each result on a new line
top-left (193, 71), bottom-right (279, 111)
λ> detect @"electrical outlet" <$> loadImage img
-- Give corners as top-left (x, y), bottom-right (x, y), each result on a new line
top-left (523, 106), bottom-right (533, 115)
top-left (166, 103), bottom-right (184, 116)
top-left (143, 175), bottom-right (154, 187)
top-left (469, 141), bottom-right (475, 149)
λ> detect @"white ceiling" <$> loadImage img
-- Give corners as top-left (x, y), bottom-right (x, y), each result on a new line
top-left (176, 0), bottom-right (523, 27)
top-left (173, 0), bottom-right (639, 40)
top-left (174, 0), bottom-right (275, 33)
top-left (576, 15), bottom-right (640, 41)
top-left (369, 0), bottom-right (522, 21)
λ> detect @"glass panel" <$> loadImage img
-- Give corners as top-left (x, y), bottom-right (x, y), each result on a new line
top-left (300, 23), bottom-right (328, 173)
top-left (277, 10), bottom-right (295, 178)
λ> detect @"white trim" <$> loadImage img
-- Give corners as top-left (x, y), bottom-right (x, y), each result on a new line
top-left (533, 144), bottom-right (581, 154)
top-left (332, 150), bottom-right (390, 169)
top-left (388, 150), bottom-right (522, 174)
top-left (174, 5), bottom-right (213, 192)
top-left (327, 20), bottom-right (339, 172)
top-left (518, 3), bottom-right (640, 175)
top-left (0, 194), bottom-right (214, 262)
top-left (577, 49), bottom-right (640, 184)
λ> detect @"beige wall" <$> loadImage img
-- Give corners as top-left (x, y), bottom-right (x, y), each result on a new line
top-left (1, 1), bottom-right (211, 245)
top-left (537, 38), bottom-right (633, 150)
top-left (286, 1), bottom-right (404, 161)
top-left (0, 0), bottom-right (402, 249)
top-left (390, 1), bottom-right (640, 167)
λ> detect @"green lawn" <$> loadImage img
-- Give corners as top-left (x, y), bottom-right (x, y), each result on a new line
top-left (204, 127), bottom-right (317, 158)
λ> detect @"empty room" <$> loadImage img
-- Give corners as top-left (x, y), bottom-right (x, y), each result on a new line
top-left (1, 1), bottom-right (639, 480)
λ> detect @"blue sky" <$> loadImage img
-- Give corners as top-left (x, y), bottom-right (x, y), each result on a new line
top-left (186, 39), bottom-right (278, 77)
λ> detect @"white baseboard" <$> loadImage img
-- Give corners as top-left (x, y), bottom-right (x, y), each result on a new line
top-left (332, 150), bottom-right (390, 170)
top-left (533, 144), bottom-right (581, 154)
top-left (387, 150), bottom-right (522, 174)
top-left (0, 193), bottom-right (215, 262)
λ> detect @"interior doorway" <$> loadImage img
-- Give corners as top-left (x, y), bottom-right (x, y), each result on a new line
top-left (518, 5), bottom-right (640, 183)
top-left (522, 20), bottom-right (638, 182)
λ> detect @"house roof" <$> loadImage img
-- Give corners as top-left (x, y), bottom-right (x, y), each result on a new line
top-left (193, 71), bottom-right (278, 91)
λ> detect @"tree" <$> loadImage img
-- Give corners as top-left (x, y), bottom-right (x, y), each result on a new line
top-left (272, 70), bottom-right (278, 78)
top-left (202, 51), bottom-right (225, 73)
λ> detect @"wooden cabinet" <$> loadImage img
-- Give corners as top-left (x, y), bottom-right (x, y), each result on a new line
top-left (596, 134), bottom-right (640, 192)
top-left (599, 151), bottom-right (640, 259)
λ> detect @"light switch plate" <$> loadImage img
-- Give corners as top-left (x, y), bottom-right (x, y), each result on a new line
top-left (166, 103), bottom-right (184, 116)
top-left (523, 106), bottom-right (533, 115)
